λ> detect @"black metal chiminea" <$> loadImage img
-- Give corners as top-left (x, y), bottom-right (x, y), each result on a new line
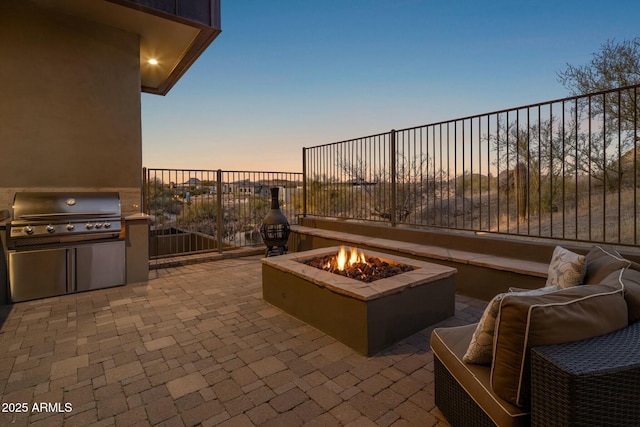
top-left (260, 187), bottom-right (291, 256)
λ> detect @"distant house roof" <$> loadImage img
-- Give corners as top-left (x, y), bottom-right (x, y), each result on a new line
top-left (182, 177), bottom-right (201, 185)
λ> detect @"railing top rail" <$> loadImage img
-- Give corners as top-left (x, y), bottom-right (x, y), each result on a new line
top-left (220, 170), bottom-right (303, 175)
top-left (304, 131), bottom-right (391, 150)
top-left (145, 168), bottom-right (302, 175)
top-left (144, 168), bottom-right (220, 173)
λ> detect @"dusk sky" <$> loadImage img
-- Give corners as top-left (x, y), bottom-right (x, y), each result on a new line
top-left (141, 0), bottom-right (639, 172)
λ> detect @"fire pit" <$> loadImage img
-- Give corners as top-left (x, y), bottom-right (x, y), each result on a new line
top-left (261, 246), bottom-right (456, 356)
top-left (302, 245), bottom-right (415, 282)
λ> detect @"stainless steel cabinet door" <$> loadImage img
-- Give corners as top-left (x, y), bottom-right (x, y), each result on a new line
top-left (8, 248), bottom-right (69, 302)
top-left (75, 241), bottom-right (125, 291)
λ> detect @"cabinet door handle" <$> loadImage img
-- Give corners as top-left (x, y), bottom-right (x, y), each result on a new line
top-left (67, 248), bottom-right (76, 293)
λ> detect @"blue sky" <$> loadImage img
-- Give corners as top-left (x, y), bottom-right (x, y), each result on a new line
top-left (141, 0), bottom-right (640, 172)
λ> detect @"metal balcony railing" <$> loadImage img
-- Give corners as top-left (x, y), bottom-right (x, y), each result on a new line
top-left (303, 84), bottom-right (640, 246)
top-left (143, 168), bottom-right (303, 259)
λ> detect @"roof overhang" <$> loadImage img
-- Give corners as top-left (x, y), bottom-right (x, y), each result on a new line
top-left (29, 0), bottom-right (221, 95)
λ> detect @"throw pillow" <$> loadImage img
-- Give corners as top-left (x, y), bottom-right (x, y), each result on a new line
top-left (583, 246), bottom-right (631, 284)
top-left (545, 246), bottom-right (586, 288)
top-left (462, 285), bottom-right (560, 365)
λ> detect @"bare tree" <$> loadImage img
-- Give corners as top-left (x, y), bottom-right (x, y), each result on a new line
top-left (558, 38), bottom-right (640, 189)
top-left (558, 38), bottom-right (640, 95)
top-left (336, 153), bottom-right (432, 223)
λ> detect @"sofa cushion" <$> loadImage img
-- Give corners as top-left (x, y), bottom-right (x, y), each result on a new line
top-left (545, 246), bottom-right (586, 288)
top-left (603, 267), bottom-right (640, 324)
top-left (491, 282), bottom-right (627, 408)
top-left (463, 286), bottom-right (559, 365)
top-left (583, 246), bottom-right (631, 284)
top-left (626, 259), bottom-right (640, 273)
top-left (431, 325), bottom-right (529, 427)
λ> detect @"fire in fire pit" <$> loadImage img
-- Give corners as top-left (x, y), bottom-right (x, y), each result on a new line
top-left (303, 246), bottom-right (414, 283)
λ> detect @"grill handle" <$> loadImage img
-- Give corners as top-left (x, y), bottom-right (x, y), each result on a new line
top-left (17, 212), bottom-right (118, 220)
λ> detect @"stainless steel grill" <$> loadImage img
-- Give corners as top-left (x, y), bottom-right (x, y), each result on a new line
top-left (8, 192), bottom-right (122, 246)
top-left (6, 192), bottom-right (126, 302)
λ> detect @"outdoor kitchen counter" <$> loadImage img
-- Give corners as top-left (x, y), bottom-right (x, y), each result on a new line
top-left (124, 213), bottom-right (150, 284)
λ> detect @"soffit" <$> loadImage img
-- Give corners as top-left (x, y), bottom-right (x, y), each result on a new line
top-left (28, 0), bottom-right (219, 95)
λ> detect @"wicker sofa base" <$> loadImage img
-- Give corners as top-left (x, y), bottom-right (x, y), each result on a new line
top-left (434, 356), bottom-right (496, 427)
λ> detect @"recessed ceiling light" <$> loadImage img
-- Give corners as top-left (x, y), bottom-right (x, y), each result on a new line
top-left (148, 58), bottom-right (158, 65)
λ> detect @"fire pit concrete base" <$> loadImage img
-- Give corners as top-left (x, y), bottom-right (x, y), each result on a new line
top-left (261, 247), bottom-right (457, 356)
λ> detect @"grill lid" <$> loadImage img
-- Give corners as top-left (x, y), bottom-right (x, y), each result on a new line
top-left (8, 192), bottom-right (123, 243)
top-left (12, 192), bottom-right (121, 221)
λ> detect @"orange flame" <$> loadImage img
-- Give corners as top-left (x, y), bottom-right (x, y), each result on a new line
top-left (336, 246), bottom-right (366, 271)
top-left (349, 248), bottom-right (359, 265)
top-left (337, 246), bottom-right (347, 270)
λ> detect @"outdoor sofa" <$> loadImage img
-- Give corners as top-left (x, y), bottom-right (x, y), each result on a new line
top-left (431, 246), bottom-right (640, 426)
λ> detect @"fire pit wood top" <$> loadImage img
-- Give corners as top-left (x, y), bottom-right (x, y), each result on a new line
top-left (261, 246), bottom-right (457, 301)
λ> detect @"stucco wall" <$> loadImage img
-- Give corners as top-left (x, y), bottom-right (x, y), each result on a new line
top-left (0, 2), bottom-right (142, 214)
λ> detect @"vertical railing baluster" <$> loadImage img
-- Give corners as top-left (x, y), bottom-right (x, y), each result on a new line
top-left (390, 129), bottom-right (397, 227)
top-left (537, 105), bottom-right (543, 236)
top-left (486, 115), bottom-right (491, 231)
top-left (549, 103), bottom-right (554, 238)
top-left (560, 100), bottom-right (565, 239)
top-left (216, 169), bottom-right (223, 253)
top-left (603, 94), bottom-right (607, 241)
top-left (470, 118), bottom-right (474, 230)
top-left (302, 148), bottom-right (307, 218)
top-left (618, 89), bottom-right (622, 243)
top-left (587, 96), bottom-right (593, 244)
top-left (526, 107), bottom-right (531, 235)
top-left (635, 87), bottom-right (638, 245)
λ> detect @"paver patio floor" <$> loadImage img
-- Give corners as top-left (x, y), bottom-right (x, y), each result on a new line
top-left (0, 255), bottom-right (486, 426)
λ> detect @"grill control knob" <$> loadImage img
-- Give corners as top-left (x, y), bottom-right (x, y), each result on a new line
top-left (85, 223), bottom-right (94, 230)
top-left (95, 223), bottom-right (103, 229)
top-left (104, 222), bottom-right (111, 228)
top-left (24, 225), bottom-right (34, 235)
top-left (46, 225), bottom-right (55, 233)
top-left (66, 224), bottom-right (75, 231)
